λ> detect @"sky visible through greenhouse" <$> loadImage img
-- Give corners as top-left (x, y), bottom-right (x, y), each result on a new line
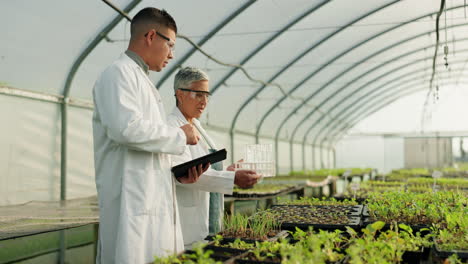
top-left (352, 84), bottom-right (468, 133)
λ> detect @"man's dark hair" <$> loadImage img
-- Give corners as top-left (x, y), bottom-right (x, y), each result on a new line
top-left (131, 7), bottom-right (177, 38)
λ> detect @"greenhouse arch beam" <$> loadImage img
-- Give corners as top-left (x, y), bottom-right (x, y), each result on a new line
top-left (209, 0), bottom-right (330, 95)
top-left (313, 68), bottom-right (468, 167)
top-left (306, 55), bottom-right (468, 147)
top-left (291, 22), bottom-right (468, 164)
top-left (305, 56), bottom-right (468, 168)
top-left (155, 0), bottom-right (256, 89)
top-left (295, 32), bottom-right (468, 169)
top-left (60, 0), bottom-right (141, 201)
top-left (326, 78), bottom-right (468, 149)
top-left (268, 5), bottom-right (467, 171)
top-left (319, 78), bottom-right (468, 168)
top-left (228, 1), bottom-right (400, 164)
top-left (307, 76), bottom-right (429, 169)
top-left (311, 55), bottom-right (468, 148)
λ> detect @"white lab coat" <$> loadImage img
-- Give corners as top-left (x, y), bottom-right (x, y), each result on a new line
top-left (167, 107), bottom-right (235, 248)
top-left (92, 54), bottom-right (187, 264)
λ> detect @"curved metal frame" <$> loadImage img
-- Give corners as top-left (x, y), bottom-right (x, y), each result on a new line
top-left (297, 28), bottom-right (468, 169)
top-left (313, 61), bottom-right (468, 167)
top-left (322, 79), bottom-right (461, 167)
top-left (322, 78), bottom-right (468, 167)
top-left (60, 0), bottom-right (141, 200)
top-left (229, 1), bottom-right (400, 164)
top-left (313, 55), bottom-right (468, 148)
top-left (155, 0), bottom-right (257, 89)
top-left (271, 5), bottom-right (467, 172)
top-left (210, 0), bottom-right (330, 95)
top-left (304, 56), bottom-right (468, 168)
top-left (330, 79), bottom-right (465, 144)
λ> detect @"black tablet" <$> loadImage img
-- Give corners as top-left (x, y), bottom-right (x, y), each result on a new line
top-left (171, 149), bottom-right (227, 179)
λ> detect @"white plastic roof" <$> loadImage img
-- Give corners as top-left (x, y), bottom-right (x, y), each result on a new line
top-left (1, 0), bottom-right (467, 203)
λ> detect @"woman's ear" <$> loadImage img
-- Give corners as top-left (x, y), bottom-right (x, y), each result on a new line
top-left (175, 90), bottom-right (183, 104)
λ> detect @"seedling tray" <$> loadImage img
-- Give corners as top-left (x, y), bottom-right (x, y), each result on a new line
top-left (280, 216), bottom-right (361, 231)
top-left (434, 243), bottom-right (468, 260)
top-left (184, 248), bottom-right (242, 262)
top-left (206, 230), bottom-right (288, 244)
top-left (226, 186), bottom-right (297, 198)
top-left (235, 260), bottom-right (280, 264)
top-left (332, 195), bottom-right (367, 204)
top-left (401, 247), bottom-right (425, 263)
top-left (235, 252), bottom-right (281, 264)
top-left (271, 204), bottom-right (363, 216)
top-left (313, 205), bottom-right (364, 216)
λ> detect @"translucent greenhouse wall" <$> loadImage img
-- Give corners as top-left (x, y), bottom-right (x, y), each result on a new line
top-left (0, 94), bottom-right (96, 206)
top-left (0, 91), bottom-right (333, 205)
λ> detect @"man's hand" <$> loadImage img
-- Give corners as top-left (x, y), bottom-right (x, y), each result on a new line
top-left (178, 163), bottom-right (210, 184)
top-left (180, 124), bottom-right (200, 145)
top-left (234, 170), bottom-right (260, 188)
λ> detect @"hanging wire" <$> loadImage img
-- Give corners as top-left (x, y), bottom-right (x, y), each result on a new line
top-left (99, 0), bottom-right (388, 132)
top-left (421, 0), bottom-right (446, 133)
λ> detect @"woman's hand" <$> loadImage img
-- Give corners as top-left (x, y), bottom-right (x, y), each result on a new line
top-left (226, 159), bottom-right (244, 171)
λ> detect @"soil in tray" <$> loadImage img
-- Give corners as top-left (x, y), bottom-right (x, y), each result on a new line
top-left (207, 230), bottom-right (282, 243)
top-left (235, 252), bottom-right (281, 264)
top-left (280, 216), bottom-right (361, 231)
top-left (433, 242), bottom-right (468, 260)
top-left (270, 205), bottom-right (359, 225)
top-left (272, 204), bottom-right (362, 215)
top-left (401, 248), bottom-right (426, 263)
top-left (202, 245), bottom-right (247, 261)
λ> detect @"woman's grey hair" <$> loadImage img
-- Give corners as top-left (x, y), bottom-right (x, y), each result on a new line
top-left (174, 67), bottom-right (209, 93)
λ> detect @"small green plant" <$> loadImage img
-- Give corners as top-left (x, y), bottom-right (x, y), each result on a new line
top-left (278, 196), bottom-right (358, 206)
top-left (220, 211), bottom-right (280, 240)
top-left (227, 239), bottom-right (254, 250)
top-left (211, 234), bottom-right (223, 247)
top-left (153, 243), bottom-right (222, 264)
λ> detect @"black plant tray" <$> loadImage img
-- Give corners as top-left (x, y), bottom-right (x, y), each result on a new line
top-left (235, 253), bottom-right (281, 264)
top-left (226, 191), bottom-right (280, 198)
top-left (235, 260), bottom-right (280, 264)
top-left (205, 236), bottom-right (266, 244)
top-left (314, 204), bottom-right (364, 216)
top-left (226, 187), bottom-right (296, 198)
top-left (205, 245), bottom-right (247, 255)
top-left (362, 205), bottom-right (369, 217)
top-left (184, 248), bottom-right (239, 262)
top-left (270, 204), bottom-right (363, 216)
top-left (402, 247), bottom-right (425, 263)
top-left (280, 216), bottom-right (361, 231)
top-left (434, 243), bottom-right (468, 259)
top-left (206, 230), bottom-right (288, 244)
top-left (332, 195), bottom-right (367, 204)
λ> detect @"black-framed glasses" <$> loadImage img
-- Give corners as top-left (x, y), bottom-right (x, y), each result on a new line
top-left (144, 30), bottom-right (175, 53)
top-left (179, 88), bottom-right (211, 102)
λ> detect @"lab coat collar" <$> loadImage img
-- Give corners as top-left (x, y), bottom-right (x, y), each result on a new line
top-left (171, 106), bottom-right (201, 127)
top-left (124, 50), bottom-right (150, 75)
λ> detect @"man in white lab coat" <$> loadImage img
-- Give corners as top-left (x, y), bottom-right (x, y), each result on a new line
top-left (167, 67), bottom-right (260, 249)
top-left (92, 8), bottom-right (207, 264)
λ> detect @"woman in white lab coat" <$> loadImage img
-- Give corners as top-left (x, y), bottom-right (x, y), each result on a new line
top-left (93, 9), bottom-right (204, 264)
top-left (167, 67), bottom-right (260, 248)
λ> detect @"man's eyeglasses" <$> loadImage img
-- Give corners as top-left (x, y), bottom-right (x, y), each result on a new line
top-left (144, 30), bottom-right (175, 53)
top-left (179, 88), bottom-right (211, 102)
